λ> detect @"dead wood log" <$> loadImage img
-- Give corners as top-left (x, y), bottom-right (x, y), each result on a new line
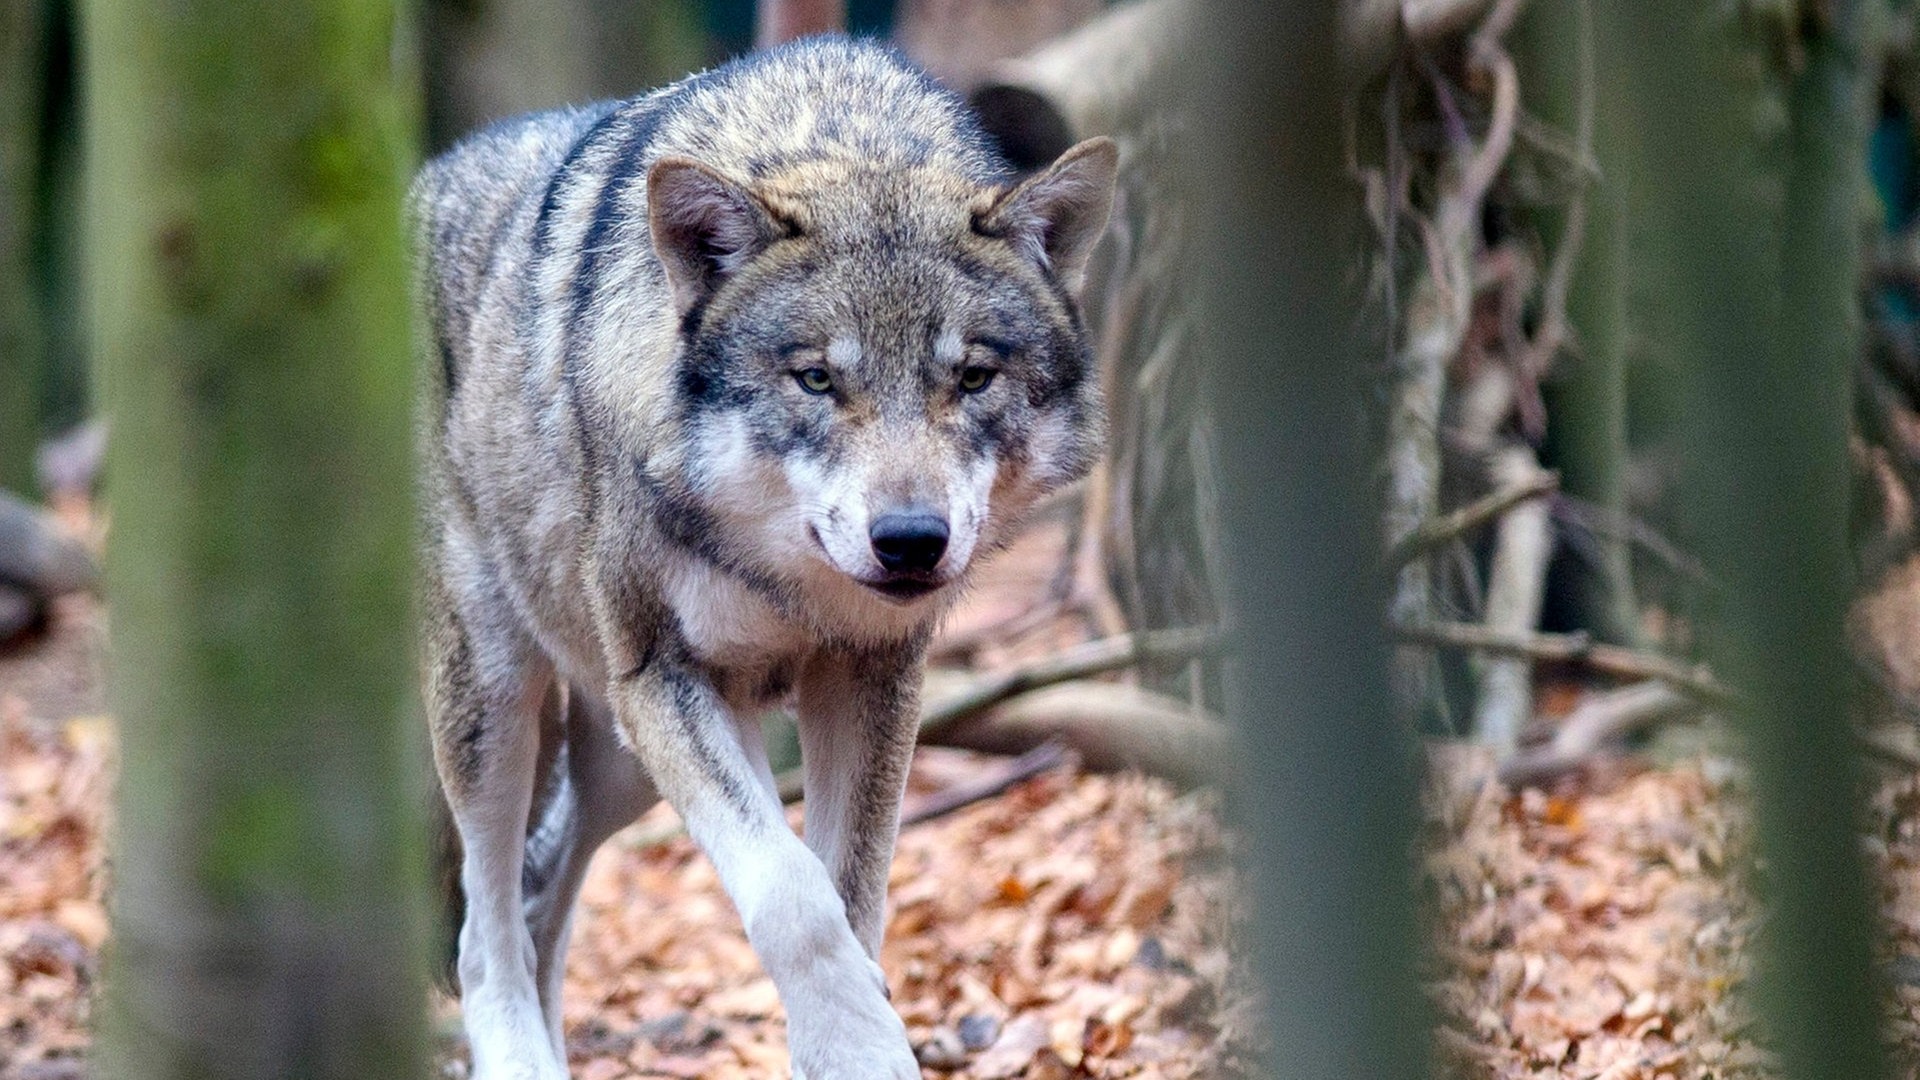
top-left (1382, 7), bottom-right (1520, 722)
top-left (917, 626), bottom-right (1224, 741)
top-left (922, 681), bottom-right (1226, 789)
top-left (1439, 360), bottom-right (1556, 751)
top-left (969, 0), bottom-right (1228, 671)
top-left (968, 0), bottom-right (1188, 155)
top-left (1497, 681), bottom-right (1702, 787)
top-left (0, 489), bottom-right (96, 598)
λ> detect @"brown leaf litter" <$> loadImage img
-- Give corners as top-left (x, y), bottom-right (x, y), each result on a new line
top-left (19, 593), bottom-right (1920, 1077)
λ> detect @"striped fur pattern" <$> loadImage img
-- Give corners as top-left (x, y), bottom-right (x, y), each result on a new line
top-left (412, 36), bottom-right (1115, 1080)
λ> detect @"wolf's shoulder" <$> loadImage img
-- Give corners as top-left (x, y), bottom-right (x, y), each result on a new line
top-left (412, 101), bottom-right (620, 227)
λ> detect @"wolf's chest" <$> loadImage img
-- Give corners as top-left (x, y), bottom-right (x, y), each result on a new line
top-left (662, 557), bottom-right (811, 667)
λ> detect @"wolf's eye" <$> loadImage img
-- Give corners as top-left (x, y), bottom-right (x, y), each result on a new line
top-left (795, 368), bottom-right (834, 395)
top-left (958, 367), bottom-right (997, 394)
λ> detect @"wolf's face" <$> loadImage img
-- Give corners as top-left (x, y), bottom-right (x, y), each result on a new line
top-left (646, 139), bottom-right (1117, 621)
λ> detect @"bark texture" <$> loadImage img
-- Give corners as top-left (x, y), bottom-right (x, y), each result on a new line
top-left (1621, 2), bottom-right (1893, 1077)
top-left (0, 0), bottom-right (46, 494)
top-left (1194, 0), bottom-right (1428, 1072)
top-left (85, 1), bottom-right (430, 1076)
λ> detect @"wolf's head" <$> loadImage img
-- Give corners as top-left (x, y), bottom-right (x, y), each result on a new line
top-left (644, 137), bottom-right (1117, 627)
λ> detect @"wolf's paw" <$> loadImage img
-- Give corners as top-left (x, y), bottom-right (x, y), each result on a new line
top-left (790, 1031), bottom-right (919, 1080)
top-left (787, 992), bottom-right (917, 1080)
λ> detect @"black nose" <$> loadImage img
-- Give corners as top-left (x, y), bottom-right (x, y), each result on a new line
top-left (869, 513), bottom-right (949, 575)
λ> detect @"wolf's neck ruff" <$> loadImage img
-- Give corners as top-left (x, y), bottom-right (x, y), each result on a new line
top-left (413, 36), bottom-right (1115, 1080)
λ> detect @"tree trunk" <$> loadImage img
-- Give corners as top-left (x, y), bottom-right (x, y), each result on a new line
top-left (423, 0), bottom-right (705, 153)
top-left (756, 0), bottom-right (844, 49)
top-left (85, 1), bottom-right (429, 1076)
top-left (1194, 1), bottom-right (1428, 1073)
top-left (0, 0), bottom-right (46, 495)
top-left (1621, 2), bottom-right (1892, 1077)
top-left (894, 0), bottom-right (1100, 90)
top-left (1523, 0), bottom-right (1640, 646)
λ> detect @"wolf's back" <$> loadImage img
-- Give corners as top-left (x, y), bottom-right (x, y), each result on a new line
top-left (410, 102), bottom-right (617, 405)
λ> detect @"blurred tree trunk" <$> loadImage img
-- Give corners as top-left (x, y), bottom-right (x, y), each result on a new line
top-left (84, 0), bottom-right (429, 1077)
top-left (895, 0), bottom-right (1100, 90)
top-left (1195, 1), bottom-right (1427, 1074)
top-left (0, 0), bottom-right (47, 494)
top-left (1619, 2), bottom-right (1892, 1077)
top-left (757, 0), bottom-right (843, 49)
top-left (1523, 0), bottom-right (1639, 646)
top-left (35, 0), bottom-right (87, 438)
top-left (423, 0), bottom-right (704, 152)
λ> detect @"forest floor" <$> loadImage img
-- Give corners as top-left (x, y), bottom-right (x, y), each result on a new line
top-left (14, 522), bottom-right (1920, 1079)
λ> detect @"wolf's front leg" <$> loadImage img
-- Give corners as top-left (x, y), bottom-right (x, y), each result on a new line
top-left (606, 657), bottom-right (920, 1080)
top-left (795, 646), bottom-right (923, 958)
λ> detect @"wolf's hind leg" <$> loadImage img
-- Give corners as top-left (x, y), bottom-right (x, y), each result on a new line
top-left (522, 687), bottom-right (660, 1060)
top-left (427, 573), bottom-right (565, 1080)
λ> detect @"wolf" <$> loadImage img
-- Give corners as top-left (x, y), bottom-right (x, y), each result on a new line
top-left (410, 36), bottom-right (1116, 1080)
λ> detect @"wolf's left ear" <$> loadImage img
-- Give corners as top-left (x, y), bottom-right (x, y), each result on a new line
top-left (978, 136), bottom-right (1119, 295)
top-left (648, 157), bottom-right (780, 316)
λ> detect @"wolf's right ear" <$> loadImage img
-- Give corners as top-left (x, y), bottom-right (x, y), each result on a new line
top-left (647, 158), bottom-right (779, 317)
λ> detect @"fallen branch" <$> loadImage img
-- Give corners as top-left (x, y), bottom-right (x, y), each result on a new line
top-left (1392, 620), bottom-right (1735, 705)
top-left (923, 682), bottom-right (1227, 789)
top-left (899, 742), bottom-right (1073, 827)
top-left (1387, 470), bottom-right (1559, 567)
top-left (1498, 681), bottom-right (1704, 787)
top-left (918, 625), bottom-right (1225, 741)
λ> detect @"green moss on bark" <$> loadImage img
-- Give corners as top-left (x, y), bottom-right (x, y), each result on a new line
top-left (86, 2), bottom-right (430, 1076)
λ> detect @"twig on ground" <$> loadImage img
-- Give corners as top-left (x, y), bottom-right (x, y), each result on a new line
top-left (1393, 620), bottom-right (1735, 704)
top-left (1498, 681), bottom-right (1703, 787)
top-left (899, 743), bottom-right (1073, 827)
